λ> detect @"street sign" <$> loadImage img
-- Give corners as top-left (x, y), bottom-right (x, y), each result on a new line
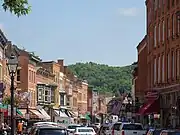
top-left (25, 113), bottom-right (30, 120)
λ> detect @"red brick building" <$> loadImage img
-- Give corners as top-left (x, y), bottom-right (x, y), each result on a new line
top-left (17, 50), bottom-right (41, 109)
top-left (137, 0), bottom-right (180, 127)
top-left (136, 36), bottom-right (148, 103)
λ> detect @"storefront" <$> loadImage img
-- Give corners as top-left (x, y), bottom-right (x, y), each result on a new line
top-left (54, 108), bottom-right (72, 127)
top-left (159, 84), bottom-right (180, 128)
top-left (138, 91), bottom-right (160, 127)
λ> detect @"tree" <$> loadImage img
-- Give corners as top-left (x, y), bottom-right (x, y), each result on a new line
top-left (68, 62), bottom-right (134, 94)
top-left (2, 95), bottom-right (20, 106)
top-left (2, 0), bottom-right (31, 17)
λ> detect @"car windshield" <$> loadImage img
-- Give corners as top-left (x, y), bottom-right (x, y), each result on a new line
top-left (78, 128), bottom-right (94, 132)
top-left (39, 129), bottom-right (67, 135)
top-left (68, 125), bottom-right (82, 129)
top-left (113, 123), bottom-right (122, 130)
top-left (122, 124), bottom-right (143, 130)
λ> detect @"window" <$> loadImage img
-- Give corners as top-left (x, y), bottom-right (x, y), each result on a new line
top-left (37, 85), bottom-right (44, 101)
top-left (158, 23), bottom-right (161, 43)
top-left (60, 93), bottom-right (65, 106)
top-left (167, 0), bottom-right (170, 9)
top-left (172, 0), bottom-right (175, 6)
top-left (162, 20), bottom-right (165, 42)
top-left (167, 53), bottom-right (171, 79)
top-left (172, 14), bottom-right (175, 36)
top-left (17, 69), bottom-right (20, 81)
top-left (154, 0), bottom-right (158, 10)
top-left (162, 54), bottom-right (165, 82)
top-left (177, 50), bottom-right (180, 77)
top-left (154, 58), bottom-right (157, 84)
top-left (158, 56), bottom-right (161, 82)
top-left (44, 86), bottom-right (51, 102)
top-left (172, 51), bottom-right (175, 78)
top-left (154, 25), bottom-right (157, 47)
top-left (167, 18), bottom-right (171, 38)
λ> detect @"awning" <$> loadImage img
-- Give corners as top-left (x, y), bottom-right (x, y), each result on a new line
top-left (38, 109), bottom-right (51, 120)
top-left (138, 98), bottom-right (160, 115)
top-left (85, 113), bottom-right (91, 120)
top-left (30, 109), bottom-right (44, 119)
top-left (54, 110), bottom-right (69, 118)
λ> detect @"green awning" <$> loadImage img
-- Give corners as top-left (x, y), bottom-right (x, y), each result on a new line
top-left (0, 104), bottom-right (7, 110)
top-left (0, 104), bottom-right (23, 116)
top-left (85, 113), bottom-right (91, 120)
top-left (16, 109), bottom-right (23, 116)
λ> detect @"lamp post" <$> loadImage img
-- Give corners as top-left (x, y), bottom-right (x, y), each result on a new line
top-left (7, 54), bottom-right (18, 135)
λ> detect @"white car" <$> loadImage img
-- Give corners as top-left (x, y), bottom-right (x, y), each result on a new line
top-left (67, 124), bottom-right (82, 134)
top-left (74, 127), bottom-right (96, 135)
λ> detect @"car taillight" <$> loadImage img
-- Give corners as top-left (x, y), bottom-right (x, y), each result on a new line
top-left (112, 128), bottom-right (114, 135)
top-left (122, 130), bottom-right (125, 135)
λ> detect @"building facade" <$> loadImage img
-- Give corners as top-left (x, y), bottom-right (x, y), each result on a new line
top-left (138, 0), bottom-right (180, 127)
top-left (136, 36), bottom-right (148, 103)
top-left (17, 50), bottom-right (41, 109)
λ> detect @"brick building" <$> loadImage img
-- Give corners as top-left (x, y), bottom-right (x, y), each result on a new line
top-left (42, 61), bottom-right (61, 108)
top-left (136, 36), bottom-right (148, 103)
top-left (78, 80), bottom-right (88, 115)
top-left (136, 0), bottom-right (180, 127)
top-left (17, 50), bottom-right (41, 109)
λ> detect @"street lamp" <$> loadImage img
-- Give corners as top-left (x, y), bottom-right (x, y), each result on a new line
top-left (7, 54), bottom-right (18, 135)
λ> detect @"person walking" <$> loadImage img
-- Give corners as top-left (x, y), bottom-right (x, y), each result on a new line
top-left (17, 121), bottom-right (23, 135)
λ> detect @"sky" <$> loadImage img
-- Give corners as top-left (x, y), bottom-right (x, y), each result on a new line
top-left (0, 0), bottom-right (146, 66)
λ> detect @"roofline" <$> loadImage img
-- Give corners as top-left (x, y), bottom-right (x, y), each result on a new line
top-left (136, 35), bottom-right (147, 50)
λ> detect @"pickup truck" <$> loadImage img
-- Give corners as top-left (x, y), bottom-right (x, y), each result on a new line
top-left (112, 122), bottom-right (146, 135)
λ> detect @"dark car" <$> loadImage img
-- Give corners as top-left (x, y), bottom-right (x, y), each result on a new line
top-left (29, 125), bottom-right (68, 135)
top-left (147, 128), bottom-right (163, 135)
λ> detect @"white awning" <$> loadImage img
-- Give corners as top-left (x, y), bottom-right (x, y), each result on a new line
top-left (30, 110), bottom-right (44, 119)
top-left (54, 110), bottom-right (69, 118)
top-left (38, 109), bottom-right (51, 120)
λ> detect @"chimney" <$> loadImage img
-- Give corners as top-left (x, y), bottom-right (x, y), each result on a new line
top-left (58, 59), bottom-right (64, 72)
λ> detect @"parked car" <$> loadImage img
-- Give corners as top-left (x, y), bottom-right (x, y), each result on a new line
top-left (146, 128), bottom-right (164, 135)
top-left (74, 127), bottom-right (96, 135)
top-left (29, 125), bottom-right (68, 135)
top-left (67, 124), bottom-right (83, 134)
top-left (87, 125), bottom-right (99, 133)
top-left (160, 129), bottom-right (180, 135)
top-left (112, 122), bottom-right (146, 135)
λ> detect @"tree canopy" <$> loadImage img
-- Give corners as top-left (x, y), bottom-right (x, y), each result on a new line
top-left (68, 62), bottom-right (134, 94)
top-left (1, 0), bottom-right (31, 17)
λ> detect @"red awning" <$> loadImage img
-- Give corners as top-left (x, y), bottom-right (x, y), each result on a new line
top-left (138, 98), bottom-right (160, 115)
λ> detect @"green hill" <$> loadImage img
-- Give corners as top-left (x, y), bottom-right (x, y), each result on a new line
top-left (68, 62), bottom-right (134, 94)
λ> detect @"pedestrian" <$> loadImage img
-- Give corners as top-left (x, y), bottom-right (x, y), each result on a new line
top-left (17, 120), bottom-right (23, 135)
